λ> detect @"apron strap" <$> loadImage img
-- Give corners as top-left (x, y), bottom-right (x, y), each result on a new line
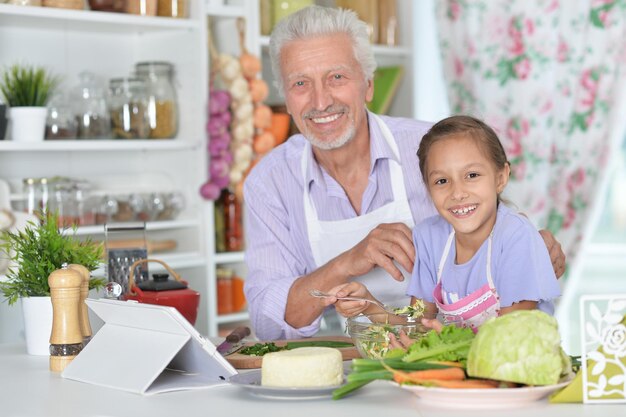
top-left (436, 231), bottom-right (497, 296)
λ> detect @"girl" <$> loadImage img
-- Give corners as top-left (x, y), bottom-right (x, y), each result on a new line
top-left (332, 115), bottom-right (561, 332)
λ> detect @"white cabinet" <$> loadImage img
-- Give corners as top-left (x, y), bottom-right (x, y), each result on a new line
top-left (0, 3), bottom-right (217, 335)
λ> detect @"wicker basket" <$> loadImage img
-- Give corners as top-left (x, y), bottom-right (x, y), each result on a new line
top-left (43, 0), bottom-right (85, 9)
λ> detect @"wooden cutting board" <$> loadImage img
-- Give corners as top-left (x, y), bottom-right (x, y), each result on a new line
top-left (225, 336), bottom-right (361, 369)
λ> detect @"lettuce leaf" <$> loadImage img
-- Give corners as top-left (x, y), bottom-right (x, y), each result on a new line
top-left (401, 324), bottom-right (475, 364)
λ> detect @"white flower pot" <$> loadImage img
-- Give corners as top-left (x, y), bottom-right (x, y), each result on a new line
top-left (9, 107), bottom-right (47, 143)
top-left (21, 296), bottom-right (53, 355)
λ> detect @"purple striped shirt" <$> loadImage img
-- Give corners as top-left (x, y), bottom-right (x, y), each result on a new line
top-left (243, 113), bottom-right (436, 339)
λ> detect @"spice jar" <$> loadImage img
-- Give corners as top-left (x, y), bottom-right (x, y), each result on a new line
top-left (72, 71), bottom-right (110, 139)
top-left (157, 0), bottom-right (187, 18)
top-left (216, 267), bottom-right (233, 315)
top-left (22, 178), bottom-right (38, 216)
top-left (108, 77), bottom-right (150, 140)
top-left (135, 61), bottom-right (178, 139)
top-left (220, 188), bottom-right (243, 252)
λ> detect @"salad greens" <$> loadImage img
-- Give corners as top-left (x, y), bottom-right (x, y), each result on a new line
top-left (334, 324), bottom-right (476, 399)
top-left (393, 299), bottom-right (426, 319)
top-left (466, 310), bottom-right (570, 386)
top-left (238, 340), bottom-right (353, 356)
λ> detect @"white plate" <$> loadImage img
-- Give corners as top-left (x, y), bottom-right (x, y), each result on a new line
top-left (394, 375), bottom-right (574, 409)
top-left (228, 368), bottom-right (347, 400)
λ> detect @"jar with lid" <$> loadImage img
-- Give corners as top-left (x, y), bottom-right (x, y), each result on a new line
top-left (108, 78), bottom-right (150, 140)
top-left (71, 71), bottom-right (110, 139)
top-left (135, 62), bottom-right (178, 139)
top-left (45, 94), bottom-right (77, 140)
top-left (157, 0), bottom-right (188, 18)
top-left (216, 267), bottom-right (233, 315)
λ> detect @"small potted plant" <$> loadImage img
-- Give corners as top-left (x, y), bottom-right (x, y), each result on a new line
top-left (0, 212), bottom-right (105, 355)
top-left (0, 63), bottom-right (60, 142)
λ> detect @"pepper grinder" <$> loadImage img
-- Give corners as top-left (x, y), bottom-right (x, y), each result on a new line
top-left (49, 264), bottom-right (84, 372)
top-left (68, 263), bottom-right (92, 345)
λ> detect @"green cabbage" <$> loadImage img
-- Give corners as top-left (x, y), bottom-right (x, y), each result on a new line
top-left (466, 310), bottom-right (566, 386)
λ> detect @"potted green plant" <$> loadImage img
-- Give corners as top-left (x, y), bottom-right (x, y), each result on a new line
top-left (0, 63), bottom-right (60, 142)
top-left (0, 212), bottom-right (105, 355)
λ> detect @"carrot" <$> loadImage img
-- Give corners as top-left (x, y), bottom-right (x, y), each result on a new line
top-left (422, 378), bottom-right (501, 389)
top-left (381, 361), bottom-right (465, 384)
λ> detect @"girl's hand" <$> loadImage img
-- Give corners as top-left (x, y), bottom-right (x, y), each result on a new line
top-left (388, 317), bottom-right (444, 350)
top-left (328, 282), bottom-right (377, 318)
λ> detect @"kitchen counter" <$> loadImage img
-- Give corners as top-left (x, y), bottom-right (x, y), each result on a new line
top-left (0, 344), bottom-right (620, 417)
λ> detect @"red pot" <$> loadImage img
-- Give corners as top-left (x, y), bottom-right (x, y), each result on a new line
top-left (123, 259), bottom-right (200, 325)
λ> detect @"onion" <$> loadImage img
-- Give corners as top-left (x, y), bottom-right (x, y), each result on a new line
top-left (199, 181), bottom-right (221, 200)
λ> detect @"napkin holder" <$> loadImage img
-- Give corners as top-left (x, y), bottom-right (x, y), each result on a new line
top-left (62, 299), bottom-right (237, 395)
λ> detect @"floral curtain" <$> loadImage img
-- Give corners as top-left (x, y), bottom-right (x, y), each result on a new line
top-left (435, 0), bottom-right (626, 268)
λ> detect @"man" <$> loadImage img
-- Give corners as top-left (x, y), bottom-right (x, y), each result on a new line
top-left (243, 6), bottom-right (565, 340)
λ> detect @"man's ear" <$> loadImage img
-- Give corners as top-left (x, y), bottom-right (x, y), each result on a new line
top-left (365, 78), bottom-right (374, 103)
top-left (497, 162), bottom-right (511, 194)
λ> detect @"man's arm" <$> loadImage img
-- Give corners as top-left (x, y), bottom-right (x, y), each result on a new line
top-left (284, 222), bottom-right (415, 328)
top-left (538, 229), bottom-right (566, 278)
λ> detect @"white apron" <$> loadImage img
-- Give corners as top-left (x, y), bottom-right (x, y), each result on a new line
top-left (301, 114), bottom-right (415, 328)
top-left (433, 231), bottom-right (501, 332)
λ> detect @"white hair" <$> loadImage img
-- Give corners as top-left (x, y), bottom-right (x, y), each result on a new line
top-left (269, 5), bottom-right (377, 97)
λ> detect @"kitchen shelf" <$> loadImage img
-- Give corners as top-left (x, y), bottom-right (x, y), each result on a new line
top-left (214, 251), bottom-right (245, 264)
top-left (0, 3), bottom-right (199, 33)
top-left (71, 218), bottom-right (201, 236)
top-left (92, 252), bottom-right (207, 276)
top-left (0, 139), bottom-right (202, 152)
top-left (215, 310), bottom-right (249, 324)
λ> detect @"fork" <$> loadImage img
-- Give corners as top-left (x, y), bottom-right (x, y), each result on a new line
top-left (309, 289), bottom-right (401, 316)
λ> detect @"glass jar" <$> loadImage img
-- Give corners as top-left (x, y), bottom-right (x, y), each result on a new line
top-left (88, 0), bottom-right (126, 12)
top-left (72, 71), bottom-right (110, 139)
top-left (157, 0), bottom-right (187, 18)
top-left (22, 178), bottom-right (38, 216)
top-left (108, 77), bottom-right (150, 140)
top-left (216, 267), bottom-right (233, 315)
top-left (135, 61), bottom-right (178, 139)
top-left (45, 94), bottom-right (77, 140)
top-left (50, 181), bottom-right (77, 227)
top-left (125, 0), bottom-right (157, 16)
top-left (95, 194), bottom-right (119, 225)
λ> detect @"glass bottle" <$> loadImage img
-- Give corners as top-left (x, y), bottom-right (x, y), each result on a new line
top-left (108, 77), bottom-right (150, 140)
top-left (135, 61), bottom-right (178, 139)
top-left (72, 71), bottom-right (110, 139)
top-left (221, 188), bottom-right (243, 252)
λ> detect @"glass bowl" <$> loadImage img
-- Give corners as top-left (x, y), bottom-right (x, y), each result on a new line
top-left (346, 313), bottom-right (433, 359)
